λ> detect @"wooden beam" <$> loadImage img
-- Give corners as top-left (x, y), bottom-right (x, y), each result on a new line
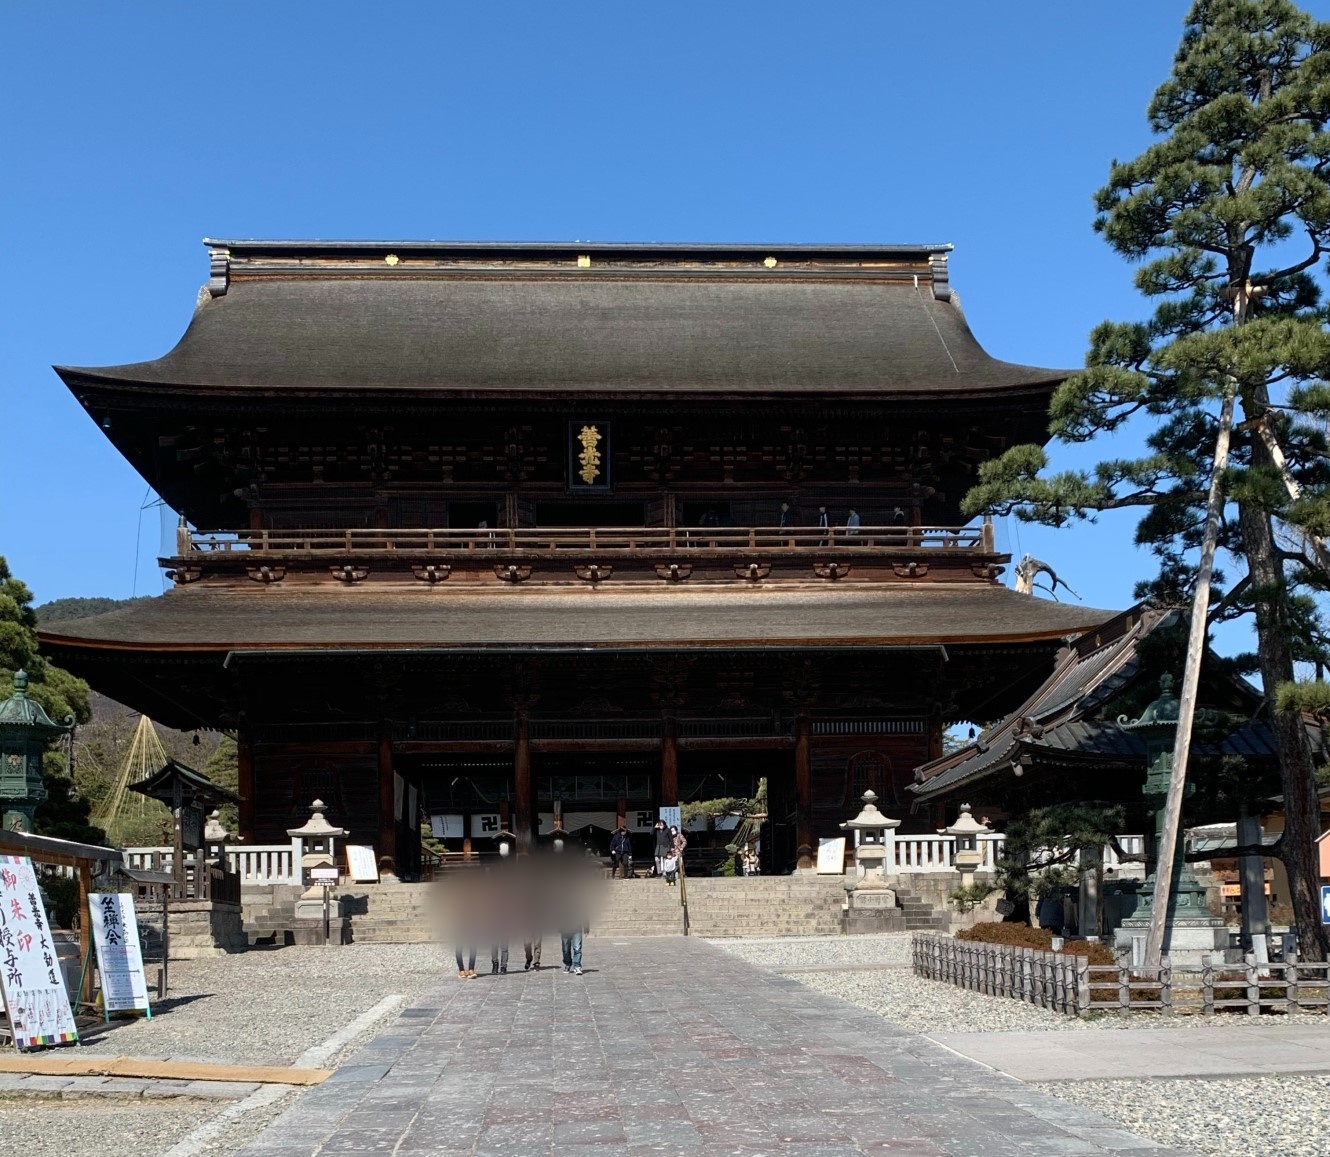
top-left (794, 713), bottom-right (813, 870)
top-left (236, 733), bottom-right (255, 841)
top-left (661, 717), bottom-right (679, 806)
top-left (514, 714), bottom-right (533, 853)
top-left (378, 733), bottom-right (396, 869)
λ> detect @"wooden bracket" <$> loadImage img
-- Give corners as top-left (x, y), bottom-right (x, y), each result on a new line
top-left (246, 565), bottom-right (285, 584)
top-left (166, 566), bottom-right (203, 586)
top-left (736, 562), bottom-right (771, 581)
top-left (496, 564), bottom-right (533, 584)
top-left (574, 564), bottom-right (612, 584)
top-left (655, 562), bottom-right (692, 582)
top-left (330, 565), bottom-right (369, 584)
top-left (892, 561), bottom-right (928, 578)
top-left (971, 562), bottom-right (1003, 580)
top-left (411, 564), bottom-right (451, 584)
top-left (813, 562), bottom-right (849, 580)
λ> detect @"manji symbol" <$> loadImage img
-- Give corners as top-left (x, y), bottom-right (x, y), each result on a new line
top-left (577, 424), bottom-right (602, 485)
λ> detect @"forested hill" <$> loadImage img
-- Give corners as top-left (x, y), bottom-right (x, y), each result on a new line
top-left (35, 595), bottom-right (152, 623)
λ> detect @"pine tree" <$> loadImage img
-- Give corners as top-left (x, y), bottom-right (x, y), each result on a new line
top-left (964, 0), bottom-right (1330, 959)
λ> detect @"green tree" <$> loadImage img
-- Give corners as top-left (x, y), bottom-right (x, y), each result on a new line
top-left (0, 557), bottom-right (89, 725)
top-left (963, 1), bottom-right (1330, 958)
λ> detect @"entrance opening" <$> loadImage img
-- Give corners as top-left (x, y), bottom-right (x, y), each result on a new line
top-left (536, 501), bottom-right (646, 527)
top-left (536, 751), bottom-right (654, 857)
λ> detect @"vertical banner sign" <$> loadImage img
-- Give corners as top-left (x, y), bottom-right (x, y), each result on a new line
top-left (567, 420), bottom-right (612, 492)
top-left (0, 856), bottom-right (78, 1050)
top-left (658, 806), bottom-right (681, 832)
top-left (88, 894), bottom-right (150, 1015)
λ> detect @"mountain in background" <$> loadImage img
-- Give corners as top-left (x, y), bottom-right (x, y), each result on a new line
top-left (35, 595), bottom-right (153, 623)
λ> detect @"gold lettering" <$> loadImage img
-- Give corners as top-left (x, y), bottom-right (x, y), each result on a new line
top-left (578, 425), bottom-right (602, 485)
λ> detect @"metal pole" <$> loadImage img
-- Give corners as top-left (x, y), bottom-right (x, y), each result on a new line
top-left (323, 884), bottom-right (330, 945)
top-left (1144, 388), bottom-right (1236, 970)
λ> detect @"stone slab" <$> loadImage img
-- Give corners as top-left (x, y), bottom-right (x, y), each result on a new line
top-left (929, 1024), bottom-right (1330, 1081)
top-left (238, 938), bottom-right (1189, 1156)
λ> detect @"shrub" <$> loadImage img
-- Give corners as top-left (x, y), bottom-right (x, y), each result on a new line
top-left (955, 921), bottom-right (1115, 965)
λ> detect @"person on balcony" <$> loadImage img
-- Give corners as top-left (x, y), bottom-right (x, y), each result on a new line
top-left (845, 509), bottom-right (860, 538)
top-left (817, 506), bottom-right (830, 546)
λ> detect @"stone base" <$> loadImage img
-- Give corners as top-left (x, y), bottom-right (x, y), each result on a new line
top-left (290, 917), bottom-right (351, 946)
top-left (843, 908), bottom-right (906, 934)
top-left (166, 900), bottom-right (247, 959)
top-left (1116, 919), bottom-right (1228, 968)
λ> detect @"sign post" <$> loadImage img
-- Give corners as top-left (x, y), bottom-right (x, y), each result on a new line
top-left (1321, 884), bottom-right (1330, 925)
top-left (87, 893), bottom-right (151, 1019)
top-left (310, 866), bottom-right (339, 946)
top-left (0, 855), bottom-right (78, 1050)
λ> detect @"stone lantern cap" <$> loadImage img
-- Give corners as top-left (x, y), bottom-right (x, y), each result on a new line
top-left (0, 670), bottom-right (74, 739)
top-left (941, 804), bottom-right (990, 839)
top-left (288, 799), bottom-right (347, 839)
top-left (203, 809), bottom-right (230, 842)
top-left (840, 790), bottom-right (901, 832)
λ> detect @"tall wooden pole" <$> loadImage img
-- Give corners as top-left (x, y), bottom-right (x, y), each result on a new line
top-left (794, 713), bottom-right (813, 870)
top-left (1144, 387), bottom-right (1235, 970)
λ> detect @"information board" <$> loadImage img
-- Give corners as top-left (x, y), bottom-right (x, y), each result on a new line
top-left (345, 844), bottom-right (379, 883)
top-left (88, 893), bottom-right (151, 1015)
top-left (0, 856), bottom-right (78, 1050)
top-left (816, 837), bottom-right (846, 875)
top-left (658, 806), bottom-right (681, 832)
top-left (1322, 884), bottom-right (1330, 924)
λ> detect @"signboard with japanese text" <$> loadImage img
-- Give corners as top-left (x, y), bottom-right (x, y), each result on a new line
top-left (658, 806), bottom-right (681, 832)
top-left (88, 893), bottom-right (150, 1015)
top-left (567, 420), bottom-right (612, 492)
top-left (0, 856), bottom-right (78, 1050)
top-left (180, 806), bottom-right (204, 851)
top-left (817, 837), bottom-right (847, 875)
top-left (345, 845), bottom-right (379, 883)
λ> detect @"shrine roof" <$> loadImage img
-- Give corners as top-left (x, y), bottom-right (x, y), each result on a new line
top-left (57, 240), bottom-right (1069, 399)
top-left (909, 607), bottom-right (1282, 802)
top-left (37, 581), bottom-right (1113, 653)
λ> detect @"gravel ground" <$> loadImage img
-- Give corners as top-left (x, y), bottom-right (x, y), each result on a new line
top-left (712, 934), bottom-right (1318, 1032)
top-left (1039, 1075), bottom-right (1330, 1157)
top-left (78, 941), bottom-right (451, 1065)
top-left (2, 942), bottom-right (456, 1157)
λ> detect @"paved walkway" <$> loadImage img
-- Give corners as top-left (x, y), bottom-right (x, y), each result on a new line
top-left (235, 939), bottom-right (1190, 1157)
top-left (929, 1023), bottom-right (1330, 1082)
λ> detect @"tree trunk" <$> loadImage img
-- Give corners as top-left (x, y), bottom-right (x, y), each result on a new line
top-left (1237, 486), bottom-right (1328, 962)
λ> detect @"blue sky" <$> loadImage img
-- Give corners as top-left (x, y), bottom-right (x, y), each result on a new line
top-left (4, 1), bottom-right (1324, 662)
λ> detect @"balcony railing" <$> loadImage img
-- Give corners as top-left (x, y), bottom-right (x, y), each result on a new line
top-left (178, 523), bottom-right (995, 555)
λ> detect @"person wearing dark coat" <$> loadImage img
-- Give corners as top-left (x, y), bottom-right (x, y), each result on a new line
top-left (652, 819), bottom-right (671, 878)
top-left (609, 826), bottom-right (634, 879)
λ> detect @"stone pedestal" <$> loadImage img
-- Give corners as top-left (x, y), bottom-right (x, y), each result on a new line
top-left (166, 900), bottom-right (247, 958)
top-left (842, 882), bottom-right (904, 934)
top-left (1116, 917), bottom-right (1228, 968)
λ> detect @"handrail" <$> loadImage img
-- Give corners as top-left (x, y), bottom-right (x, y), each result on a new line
top-left (179, 524), bottom-right (992, 555)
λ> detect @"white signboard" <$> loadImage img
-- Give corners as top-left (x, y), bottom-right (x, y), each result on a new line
top-left (88, 893), bottom-right (150, 1015)
top-left (817, 837), bottom-right (847, 875)
top-left (0, 856), bottom-right (78, 1049)
top-left (345, 844), bottom-right (379, 883)
top-left (658, 806), bottom-right (681, 831)
top-left (430, 814), bottom-right (464, 840)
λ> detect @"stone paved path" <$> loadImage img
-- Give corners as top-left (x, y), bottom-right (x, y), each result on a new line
top-left (930, 1023), bottom-right (1330, 1082)
top-left (236, 939), bottom-right (1192, 1156)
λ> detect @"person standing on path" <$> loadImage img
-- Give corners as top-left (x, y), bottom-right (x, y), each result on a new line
top-left (669, 824), bottom-right (687, 880)
top-left (652, 819), bottom-right (670, 878)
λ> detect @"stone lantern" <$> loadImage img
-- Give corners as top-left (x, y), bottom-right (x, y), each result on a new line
top-left (0, 670), bottom-right (73, 833)
top-left (943, 804), bottom-right (990, 888)
top-left (287, 800), bottom-right (349, 942)
top-left (841, 790), bottom-right (901, 882)
top-left (1114, 675), bottom-right (1228, 966)
top-left (840, 790), bottom-right (903, 932)
top-left (203, 809), bottom-right (230, 871)
top-left (288, 799), bottom-right (346, 887)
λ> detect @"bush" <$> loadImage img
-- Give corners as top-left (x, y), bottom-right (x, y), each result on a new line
top-left (955, 921), bottom-right (1115, 965)
top-left (39, 869), bottom-right (79, 929)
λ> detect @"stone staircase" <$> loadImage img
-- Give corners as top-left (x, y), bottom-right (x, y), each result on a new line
top-left (239, 877), bottom-right (950, 944)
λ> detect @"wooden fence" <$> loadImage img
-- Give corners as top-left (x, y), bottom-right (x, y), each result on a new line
top-left (911, 933), bottom-right (1330, 1017)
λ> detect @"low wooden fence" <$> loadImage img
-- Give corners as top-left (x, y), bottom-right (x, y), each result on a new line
top-left (911, 933), bottom-right (1330, 1017)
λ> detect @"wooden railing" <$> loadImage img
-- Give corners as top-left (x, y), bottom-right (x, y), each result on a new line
top-left (125, 845), bottom-right (297, 887)
top-left (913, 933), bottom-right (1330, 1018)
top-left (179, 523), bottom-right (994, 556)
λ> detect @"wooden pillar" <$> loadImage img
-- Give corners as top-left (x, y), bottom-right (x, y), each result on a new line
top-left (795, 713), bottom-right (813, 870)
top-left (514, 714), bottom-right (533, 853)
top-left (616, 798), bottom-right (627, 831)
top-left (378, 733), bottom-right (396, 868)
top-left (236, 734), bottom-right (255, 842)
top-left (661, 716), bottom-right (679, 807)
top-left (77, 863), bottom-right (92, 1006)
